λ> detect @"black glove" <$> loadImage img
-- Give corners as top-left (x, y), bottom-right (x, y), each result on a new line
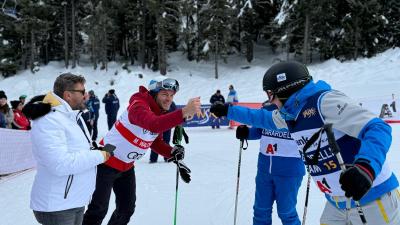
top-left (92, 142), bottom-right (116, 156)
top-left (167, 145), bottom-right (185, 162)
top-left (175, 160), bottom-right (191, 183)
top-left (236, 125), bottom-right (249, 140)
top-left (339, 159), bottom-right (375, 201)
top-left (210, 103), bottom-right (229, 118)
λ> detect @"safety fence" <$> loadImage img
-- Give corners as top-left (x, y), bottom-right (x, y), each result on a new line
top-left (0, 128), bottom-right (35, 175)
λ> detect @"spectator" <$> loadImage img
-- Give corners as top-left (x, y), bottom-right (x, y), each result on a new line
top-left (0, 92), bottom-right (14, 128)
top-left (227, 85), bottom-right (239, 103)
top-left (149, 101), bottom-right (177, 163)
top-left (86, 90), bottom-right (100, 141)
top-left (102, 89), bottom-right (120, 130)
top-left (10, 100), bottom-right (30, 130)
top-left (0, 111), bottom-right (5, 128)
top-left (23, 73), bottom-right (112, 225)
top-left (19, 94), bottom-right (27, 105)
top-left (81, 106), bottom-right (93, 135)
top-left (210, 90), bottom-right (225, 129)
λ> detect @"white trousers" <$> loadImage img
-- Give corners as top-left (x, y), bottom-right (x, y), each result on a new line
top-left (320, 189), bottom-right (400, 225)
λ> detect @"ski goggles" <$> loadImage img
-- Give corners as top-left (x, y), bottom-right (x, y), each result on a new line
top-left (156, 78), bottom-right (179, 92)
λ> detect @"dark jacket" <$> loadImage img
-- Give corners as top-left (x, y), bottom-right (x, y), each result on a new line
top-left (210, 94), bottom-right (225, 105)
top-left (87, 95), bottom-right (100, 120)
top-left (102, 94), bottom-right (120, 116)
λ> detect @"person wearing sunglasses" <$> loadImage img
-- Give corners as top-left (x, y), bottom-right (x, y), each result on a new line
top-left (83, 76), bottom-right (201, 225)
top-left (23, 73), bottom-right (112, 225)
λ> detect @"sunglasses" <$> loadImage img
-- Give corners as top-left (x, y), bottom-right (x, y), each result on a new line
top-left (68, 89), bottom-right (86, 95)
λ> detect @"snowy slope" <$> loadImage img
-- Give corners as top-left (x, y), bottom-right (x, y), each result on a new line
top-left (1, 47), bottom-right (400, 225)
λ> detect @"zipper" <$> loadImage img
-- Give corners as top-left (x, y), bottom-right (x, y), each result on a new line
top-left (269, 155), bottom-right (272, 174)
top-left (64, 174), bottom-right (74, 199)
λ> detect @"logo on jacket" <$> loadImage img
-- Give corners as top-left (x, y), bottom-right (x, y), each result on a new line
top-left (336, 103), bottom-right (348, 115)
top-left (302, 107), bottom-right (316, 118)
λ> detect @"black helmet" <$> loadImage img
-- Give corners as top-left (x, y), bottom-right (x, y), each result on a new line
top-left (262, 61), bottom-right (311, 100)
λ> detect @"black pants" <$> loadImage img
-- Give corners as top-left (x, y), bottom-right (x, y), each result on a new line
top-left (83, 164), bottom-right (136, 225)
top-left (107, 115), bottom-right (117, 130)
top-left (92, 113), bottom-right (99, 141)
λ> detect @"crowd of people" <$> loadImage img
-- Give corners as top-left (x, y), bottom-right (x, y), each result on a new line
top-left (2, 61), bottom-right (400, 225)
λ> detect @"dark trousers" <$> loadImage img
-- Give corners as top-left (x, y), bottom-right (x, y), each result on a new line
top-left (107, 115), bottom-right (117, 130)
top-left (33, 207), bottom-right (85, 225)
top-left (92, 113), bottom-right (99, 141)
top-left (149, 130), bottom-right (171, 162)
top-left (83, 164), bottom-right (136, 225)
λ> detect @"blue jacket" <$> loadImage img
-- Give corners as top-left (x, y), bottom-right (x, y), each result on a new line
top-left (0, 112), bottom-right (5, 128)
top-left (227, 90), bottom-right (238, 103)
top-left (102, 94), bottom-right (120, 116)
top-left (227, 105), bottom-right (305, 177)
top-left (281, 80), bottom-right (398, 208)
top-left (86, 95), bottom-right (100, 119)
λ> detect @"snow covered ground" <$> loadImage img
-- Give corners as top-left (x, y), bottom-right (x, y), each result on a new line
top-left (1, 46), bottom-right (400, 224)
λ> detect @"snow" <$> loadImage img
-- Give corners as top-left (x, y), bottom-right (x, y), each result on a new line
top-left (1, 46), bottom-right (400, 225)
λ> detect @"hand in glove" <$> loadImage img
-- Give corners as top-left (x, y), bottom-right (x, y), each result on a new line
top-left (339, 159), bottom-right (375, 201)
top-left (92, 142), bottom-right (116, 161)
top-left (210, 103), bottom-right (229, 118)
top-left (167, 145), bottom-right (185, 162)
top-left (236, 125), bottom-right (249, 140)
top-left (175, 160), bottom-right (191, 183)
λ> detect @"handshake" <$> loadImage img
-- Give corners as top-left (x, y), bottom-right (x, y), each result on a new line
top-left (167, 145), bottom-right (192, 183)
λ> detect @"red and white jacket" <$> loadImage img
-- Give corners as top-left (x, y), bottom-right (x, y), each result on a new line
top-left (101, 86), bottom-right (184, 171)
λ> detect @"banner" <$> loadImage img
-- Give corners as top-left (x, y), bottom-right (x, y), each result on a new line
top-left (0, 128), bottom-right (35, 175)
top-left (177, 104), bottom-right (229, 127)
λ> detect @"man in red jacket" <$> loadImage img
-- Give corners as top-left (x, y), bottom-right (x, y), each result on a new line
top-left (83, 76), bottom-right (201, 225)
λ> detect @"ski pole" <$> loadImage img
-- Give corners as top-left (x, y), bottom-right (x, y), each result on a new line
top-left (173, 126), bottom-right (183, 225)
top-left (233, 138), bottom-right (247, 225)
top-left (324, 124), bottom-right (368, 225)
top-left (301, 169), bottom-right (311, 225)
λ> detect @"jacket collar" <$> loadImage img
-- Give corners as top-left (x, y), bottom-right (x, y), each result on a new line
top-left (135, 86), bottom-right (162, 115)
top-left (279, 80), bottom-right (331, 121)
top-left (43, 92), bottom-right (80, 118)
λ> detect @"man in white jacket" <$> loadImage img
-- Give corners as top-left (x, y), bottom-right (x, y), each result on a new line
top-left (24, 73), bottom-right (112, 225)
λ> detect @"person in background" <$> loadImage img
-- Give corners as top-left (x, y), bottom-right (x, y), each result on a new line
top-left (22, 73), bottom-right (113, 225)
top-left (0, 110), bottom-right (6, 128)
top-left (227, 85), bottom-right (239, 103)
top-left (83, 76), bottom-right (200, 225)
top-left (103, 89), bottom-right (120, 130)
top-left (0, 92), bottom-right (14, 128)
top-left (10, 100), bottom-right (30, 130)
top-left (81, 105), bottom-right (93, 135)
top-left (87, 90), bottom-right (100, 141)
top-left (209, 90), bottom-right (225, 129)
top-left (149, 101), bottom-right (177, 163)
top-left (19, 94), bottom-right (27, 105)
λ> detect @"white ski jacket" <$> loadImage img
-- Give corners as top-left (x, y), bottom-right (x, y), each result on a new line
top-left (29, 92), bottom-right (104, 212)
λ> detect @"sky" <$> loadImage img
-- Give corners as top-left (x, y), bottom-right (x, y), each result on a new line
top-left (0, 46), bottom-right (399, 225)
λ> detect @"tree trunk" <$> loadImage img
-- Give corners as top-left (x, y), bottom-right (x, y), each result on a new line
top-left (63, 1), bottom-right (69, 69)
top-left (214, 32), bottom-right (219, 79)
top-left (71, 0), bottom-right (76, 68)
top-left (354, 16), bottom-right (360, 60)
top-left (30, 30), bottom-right (35, 72)
top-left (139, 0), bottom-right (146, 69)
top-left (303, 14), bottom-right (310, 64)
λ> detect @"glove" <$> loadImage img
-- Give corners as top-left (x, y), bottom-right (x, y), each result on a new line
top-left (236, 125), bottom-right (249, 140)
top-left (175, 160), bottom-right (191, 183)
top-left (210, 103), bottom-right (229, 118)
top-left (92, 142), bottom-right (116, 157)
top-left (339, 159), bottom-right (375, 201)
top-left (167, 145), bottom-right (185, 162)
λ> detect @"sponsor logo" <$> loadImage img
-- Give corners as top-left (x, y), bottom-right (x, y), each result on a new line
top-left (276, 73), bottom-right (287, 82)
top-left (302, 107), bottom-right (316, 118)
top-left (127, 151), bottom-right (145, 160)
top-left (142, 129), bottom-right (156, 135)
top-left (337, 103), bottom-right (348, 115)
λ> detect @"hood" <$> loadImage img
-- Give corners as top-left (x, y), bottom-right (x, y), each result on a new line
top-left (23, 92), bottom-right (77, 120)
top-left (129, 86), bottom-right (162, 115)
top-left (279, 80), bottom-right (331, 121)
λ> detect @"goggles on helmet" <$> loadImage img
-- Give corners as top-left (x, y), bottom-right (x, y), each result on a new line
top-left (154, 78), bottom-right (179, 92)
